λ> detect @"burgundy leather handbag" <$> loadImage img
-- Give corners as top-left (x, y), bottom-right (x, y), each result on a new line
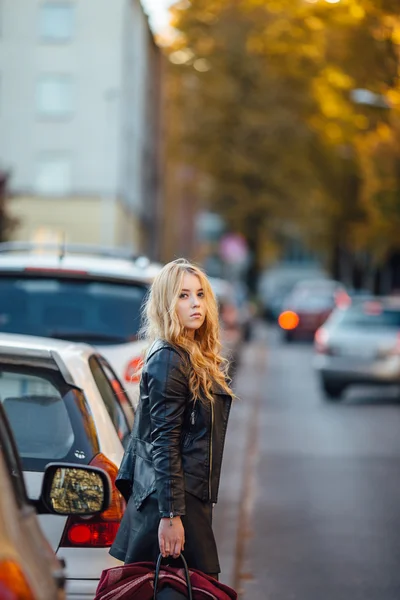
top-left (94, 554), bottom-right (237, 600)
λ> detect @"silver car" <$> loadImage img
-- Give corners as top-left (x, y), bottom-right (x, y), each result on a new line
top-left (314, 297), bottom-right (400, 400)
top-left (0, 334), bottom-right (130, 599)
top-left (0, 400), bottom-right (111, 600)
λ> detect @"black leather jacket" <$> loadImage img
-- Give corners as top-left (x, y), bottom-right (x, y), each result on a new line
top-left (116, 340), bottom-right (232, 518)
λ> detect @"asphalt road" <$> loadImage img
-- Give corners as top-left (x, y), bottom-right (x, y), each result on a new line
top-left (214, 324), bottom-right (400, 600)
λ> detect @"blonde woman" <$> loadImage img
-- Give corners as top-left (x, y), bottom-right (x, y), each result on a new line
top-left (110, 259), bottom-right (233, 579)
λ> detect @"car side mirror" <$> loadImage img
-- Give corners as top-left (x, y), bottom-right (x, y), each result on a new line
top-left (37, 463), bottom-right (112, 516)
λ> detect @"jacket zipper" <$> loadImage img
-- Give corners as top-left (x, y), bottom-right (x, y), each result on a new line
top-left (209, 401), bottom-right (214, 500)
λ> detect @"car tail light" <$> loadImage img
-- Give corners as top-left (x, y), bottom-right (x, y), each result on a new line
top-left (278, 311), bottom-right (299, 331)
top-left (314, 327), bottom-right (330, 354)
top-left (60, 453), bottom-right (126, 548)
top-left (335, 290), bottom-right (351, 309)
top-left (124, 357), bottom-right (144, 384)
top-left (0, 560), bottom-right (35, 600)
top-left (363, 301), bottom-right (383, 315)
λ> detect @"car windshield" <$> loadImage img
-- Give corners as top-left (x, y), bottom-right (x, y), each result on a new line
top-left (337, 303), bottom-right (400, 329)
top-left (0, 365), bottom-right (99, 471)
top-left (0, 277), bottom-right (148, 344)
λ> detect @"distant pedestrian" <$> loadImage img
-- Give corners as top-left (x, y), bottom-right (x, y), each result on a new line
top-left (110, 259), bottom-right (233, 580)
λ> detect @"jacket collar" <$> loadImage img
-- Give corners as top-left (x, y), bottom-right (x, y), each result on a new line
top-left (211, 380), bottom-right (232, 396)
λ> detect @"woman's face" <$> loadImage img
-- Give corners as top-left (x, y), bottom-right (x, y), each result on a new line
top-left (176, 273), bottom-right (206, 337)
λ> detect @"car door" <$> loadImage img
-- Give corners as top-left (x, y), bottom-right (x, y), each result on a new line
top-left (88, 355), bottom-right (133, 448)
top-left (99, 356), bottom-right (135, 427)
top-left (0, 404), bottom-right (65, 599)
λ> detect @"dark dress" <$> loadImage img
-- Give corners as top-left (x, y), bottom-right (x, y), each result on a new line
top-left (111, 491), bottom-right (220, 575)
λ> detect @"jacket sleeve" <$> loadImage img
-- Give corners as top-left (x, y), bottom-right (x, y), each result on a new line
top-left (147, 347), bottom-right (188, 517)
top-left (115, 432), bottom-right (136, 503)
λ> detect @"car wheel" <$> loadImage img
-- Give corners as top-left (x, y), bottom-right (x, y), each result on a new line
top-left (321, 379), bottom-right (344, 401)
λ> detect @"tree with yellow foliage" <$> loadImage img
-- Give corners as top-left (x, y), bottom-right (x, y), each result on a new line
top-left (164, 0), bottom-right (400, 285)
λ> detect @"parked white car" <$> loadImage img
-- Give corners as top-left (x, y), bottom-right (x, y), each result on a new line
top-left (0, 333), bottom-right (133, 599)
top-left (0, 242), bottom-right (162, 407)
top-left (0, 397), bottom-right (112, 600)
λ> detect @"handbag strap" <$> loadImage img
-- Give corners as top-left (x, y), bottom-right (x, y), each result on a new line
top-left (153, 553), bottom-right (193, 600)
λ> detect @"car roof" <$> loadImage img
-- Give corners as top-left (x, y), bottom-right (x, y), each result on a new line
top-left (0, 333), bottom-right (97, 388)
top-left (0, 332), bottom-right (93, 355)
top-left (0, 243), bottom-right (162, 284)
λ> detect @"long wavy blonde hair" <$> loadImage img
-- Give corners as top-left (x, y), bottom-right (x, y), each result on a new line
top-left (140, 259), bottom-right (233, 402)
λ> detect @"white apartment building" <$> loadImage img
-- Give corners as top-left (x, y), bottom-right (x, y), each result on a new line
top-left (0, 0), bottom-right (163, 256)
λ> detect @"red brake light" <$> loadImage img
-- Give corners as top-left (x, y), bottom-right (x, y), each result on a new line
top-left (0, 560), bottom-right (35, 600)
top-left (124, 357), bottom-right (144, 384)
top-left (67, 524), bottom-right (92, 545)
top-left (65, 522), bottom-right (120, 548)
top-left (60, 453), bottom-right (126, 548)
top-left (278, 311), bottom-right (299, 331)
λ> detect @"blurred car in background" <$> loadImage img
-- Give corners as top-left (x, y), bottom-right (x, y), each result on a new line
top-left (288, 278), bottom-right (349, 302)
top-left (258, 264), bottom-right (328, 321)
top-left (0, 242), bottom-right (162, 407)
top-left (278, 279), bottom-right (350, 342)
top-left (209, 276), bottom-right (253, 376)
top-left (232, 279), bottom-right (254, 342)
top-left (0, 334), bottom-right (132, 599)
top-left (314, 297), bottom-right (400, 400)
top-left (0, 399), bottom-right (111, 600)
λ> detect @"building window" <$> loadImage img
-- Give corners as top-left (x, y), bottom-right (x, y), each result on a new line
top-left (35, 155), bottom-right (71, 195)
top-left (36, 75), bottom-right (74, 118)
top-left (39, 2), bottom-right (75, 42)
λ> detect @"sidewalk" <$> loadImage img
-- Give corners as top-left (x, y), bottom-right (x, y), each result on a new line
top-left (213, 333), bottom-right (267, 592)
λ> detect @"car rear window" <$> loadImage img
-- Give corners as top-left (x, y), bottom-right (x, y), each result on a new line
top-left (0, 365), bottom-right (99, 471)
top-left (0, 277), bottom-right (148, 344)
top-left (290, 292), bottom-right (335, 311)
top-left (338, 303), bottom-right (400, 328)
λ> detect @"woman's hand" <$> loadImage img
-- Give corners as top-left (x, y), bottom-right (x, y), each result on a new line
top-left (158, 516), bottom-right (185, 558)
